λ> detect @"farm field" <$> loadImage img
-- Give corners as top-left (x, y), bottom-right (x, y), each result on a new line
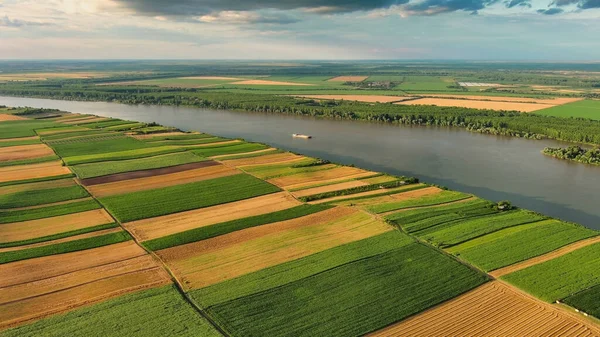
top-left (1, 109), bottom-right (600, 335)
top-left (563, 284), bottom-right (600, 319)
top-left (0, 144), bottom-right (54, 161)
top-left (536, 99), bottom-right (600, 120)
top-left (296, 94), bottom-right (410, 103)
top-left (394, 97), bottom-right (554, 112)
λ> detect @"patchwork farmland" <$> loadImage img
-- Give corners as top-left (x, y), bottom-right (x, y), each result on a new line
top-left (0, 107), bottom-right (599, 336)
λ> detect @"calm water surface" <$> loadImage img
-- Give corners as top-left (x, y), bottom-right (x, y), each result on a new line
top-left (2, 96), bottom-right (599, 230)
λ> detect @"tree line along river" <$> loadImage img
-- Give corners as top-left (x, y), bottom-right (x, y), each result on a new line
top-left (1, 95), bottom-right (599, 230)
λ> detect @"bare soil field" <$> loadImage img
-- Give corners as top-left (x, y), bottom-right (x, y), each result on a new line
top-left (0, 161), bottom-right (71, 184)
top-left (0, 255), bottom-right (170, 329)
top-left (0, 114), bottom-right (27, 122)
top-left (158, 207), bottom-right (391, 290)
top-left (327, 76), bottom-right (369, 82)
top-left (297, 95), bottom-right (410, 103)
top-left (231, 80), bottom-right (314, 86)
top-left (368, 281), bottom-right (600, 337)
top-left (131, 131), bottom-right (194, 139)
top-left (389, 186), bottom-right (442, 200)
top-left (81, 161), bottom-right (220, 186)
top-left (0, 178), bottom-right (75, 195)
top-left (268, 166), bottom-right (374, 189)
top-left (0, 228), bottom-right (123, 253)
top-left (292, 180), bottom-right (369, 198)
top-left (125, 192), bottom-right (300, 241)
top-left (0, 144), bottom-right (55, 161)
top-left (0, 209), bottom-right (114, 244)
top-left (395, 98), bottom-right (554, 112)
top-left (415, 94), bottom-right (583, 105)
top-left (87, 165), bottom-right (240, 198)
top-left (220, 152), bottom-right (304, 167)
top-left (0, 136), bottom-right (38, 142)
top-left (490, 236), bottom-right (600, 278)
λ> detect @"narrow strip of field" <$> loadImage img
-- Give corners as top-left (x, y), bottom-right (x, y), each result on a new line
top-left (0, 209), bottom-right (114, 244)
top-left (292, 180), bottom-right (369, 198)
top-left (81, 160), bottom-right (219, 186)
top-left (125, 192), bottom-right (301, 241)
top-left (316, 184), bottom-right (428, 205)
top-left (158, 207), bottom-right (391, 290)
top-left (0, 161), bottom-right (71, 184)
top-left (415, 94), bottom-right (583, 105)
top-left (1, 197), bottom-right (93, 212)
top-left (0, 136), bottom-right (39, 142)
top-left (395, 98), bottom-right (554, 112)
top-left (0, 144), bottom-right (54, 162)
top-left (0, 178), bottom-right (75, 195)
top-left (0, 114), bottom-right (27, 121)
top-left (327, 76), bottom-right (369, 82)
top-left (368, 281), bottom-right (600, 337)
top-left (231, 79), bottom-right (313, 86)
top-left (296, 95), bottom-right (410, 103)
top-left (0, 228), bottom-right (123, 253)
top-left (62, 116), bottom-right (110, 125)
top-left (491, 235), bottom-right (600, 278)
top-left (220, 152), bottom-right (304, 167)
top-left (131, 132), bottom-right (191, 140)
top-left (268, 166), bottom-right (374, 189)
top-left (0, 199), bottom-right (100, 224)
top-left (211, 148), bottom-right (279, 160)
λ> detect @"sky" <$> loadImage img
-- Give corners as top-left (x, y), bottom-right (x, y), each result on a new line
top-left (1, 0), bottom-right (599, 60)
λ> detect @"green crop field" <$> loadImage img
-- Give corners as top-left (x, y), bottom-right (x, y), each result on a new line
top-left (51, 137), bottom-right (156, 157)
top-left (71, 152), bottom-right (205, 179)
top-left (535, 100), bottom-right (600, 120)
top-left (563, 284), bottom-right (600, 319)
top-left (366, 190), bottom-right (470, 214)
top-left (0, 285), bottom-right (223, 337)
top-left (0, 222), bottom-right (118, 249)
top-left (80, 119), bottom-right (133, 128)
top-left (140, 133), bottom-right (214, 141)
top-left (41, 129), bottom-right (115, 141)
top-left (146, 137), bottom-right (228, 146)
top-left (0, 174), bottom-right (76, 188)
top-left (205, 242), bottom-right (487, 337)
top-left (103, 122), bottom-right (146, 131)
top-left (0, 199), bottom-right (101, 224)
top-left (217, 149), bottom-right (283, 160)
top-left (190, 143), bottom-right (268, 157)
top-left (0, 185), bottom-right (89, 209)
top-left (0, 138), bottom-right (40, 147)
top-left (502, 242), bottom-right (600, 301)
top-left (145, 204), bottom-right (331, 251)
top-left (0, 230), bottom-right (129, 264)
top-left (396, 76), bottom-right (457, 92)
top-left (62, 146), bottom-right (185, 165)
top-left (447, 220), bottom-right (598, 271)
top-left (418, 210), bottom-right (546, 248)
top-left (0, 120), bottom-right (60, 139)
top-left (0, 154), bottom-right (59, 168)
top-left (243, 160), bottom-right (333, 179)
top-left (99, 173), bottom-right (280, 222)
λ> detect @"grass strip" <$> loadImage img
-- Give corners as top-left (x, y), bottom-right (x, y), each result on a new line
top-left (0, 199), bottom-right (101, 224)
top-left (0, 222), bottom-right (119, 248)
top-left (0, 230), bottom-right (130, 264)
top-left (100, 173), bottom-right (281, 222)
top-left (0, 138), bottom-right (41, 148)
top-left (0, 155), bottom-right (59, 168)
top-left (0, 173), bottom-right (75, 188)
top-left (0, 184), bottom-right (89, 209)
top-left (145, 204), bottom-right (332, 251)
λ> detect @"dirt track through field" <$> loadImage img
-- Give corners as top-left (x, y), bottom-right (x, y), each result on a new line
top-left (395, 98), bottom-right (554, 112)
top-left (231, 79), bottom-right (314, 86)
top-left (268, 166), bottom-right (374, 189)
top-left (327, 76), bottom-right (369, 82)
top-left (490, 236), bottom-right (600, 278)
top-left (81, 160), bottom-right (219, 186)
top-left (220, 152), bottom-right (303, 166)
top-left (0, 228), bottom-right (123, 253)
top-left (0, 161), bottom-right (71, 184)
top-left (292, 180), bottom-right (369, 198)
top-left (125, 192), bottom-right (301, 241)
top-left (0, 114), bottom-right (27, 121)
top-left (0, 209), bottom-right (114, 244)
top-left (158, 207), bottom-right (391, 290)
top-left (0, 144), bottom-right (55, 161)
top-left (0, 253), bottom-right (170, 329)
top-left (297, 95), bottom-right (410, 103)
top-left (86, 165), bottom-right (240, 197)
top-left (368, 281), bottom-right (600, 337)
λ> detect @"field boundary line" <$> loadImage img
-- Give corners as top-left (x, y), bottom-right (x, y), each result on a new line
top-left (490, 235), bottom-right (600, 278)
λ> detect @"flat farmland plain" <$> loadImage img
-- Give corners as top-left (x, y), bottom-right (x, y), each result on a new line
top-left (0, 161), bottom-right (71, 184)
top-left (395, 98), bottom-right (555, 112)
top-left (0, 144), bottom-right (55, 161)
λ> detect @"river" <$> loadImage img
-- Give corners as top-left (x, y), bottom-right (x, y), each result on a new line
top-left (2, 95), bottom-right (599, 230)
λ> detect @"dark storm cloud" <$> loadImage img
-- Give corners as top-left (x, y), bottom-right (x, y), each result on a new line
top-left (505, 0), bottom-right (531, 8)
top-left (401, 0), bottom-right (500, 15)
top-left (579, 0), bottom-right (600, 8)
top-left (111, 0), bottom-right (409, 15)
top-left (537, 7), bottom-right (565, 13)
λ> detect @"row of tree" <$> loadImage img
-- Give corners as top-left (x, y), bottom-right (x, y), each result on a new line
top-left (543, 146), bottom-right (600, 165)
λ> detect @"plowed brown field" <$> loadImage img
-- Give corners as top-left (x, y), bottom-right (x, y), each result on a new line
top-left (0, 252), bottom-right (170, 329)
top-left (231, 79), bottom-right (313, 86)
top-left (327, 76), bottom-right (369, 82)
top-left (157, 207), bottom-right (391, 290)
top-left (0, 114), bottom-right (27, 122)
top-left (87, 165), bottom-right (240, 197)
top-left (0, 209), bottom-right (114, 244)
top-left (297, 95), bottom-right (409, 103)
top-left (0, 228), bottom-right (123, 253)
top-left (292, 180), bottom-right (369, 198)
top-left (490, 236), bottom-right (600, 278)
top-left (368, 281), bottom-right (600, 337)
top-left (0, 144), bottom-right (55, 161)
top-left (0, 161), bottom-right (71, 184)
top-left (268, 166), bottom-right (374, 189)
top-left (395, 98), bottom-right (553, 112)
top-left (220, 152), bottom-right (304, 166)
top-left (125, 192), bottom-right (300, 241)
